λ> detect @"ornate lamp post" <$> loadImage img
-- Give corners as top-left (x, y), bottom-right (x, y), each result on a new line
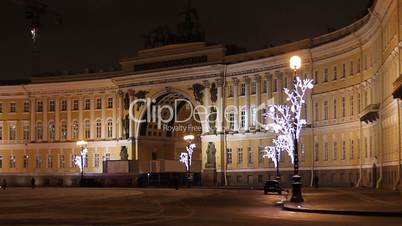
top-left (289, 55), bottom-right (303, 203)
top-left (181, 135), bottom-right (195, 187)
top-left (76, 140), bottom-right (88, 185)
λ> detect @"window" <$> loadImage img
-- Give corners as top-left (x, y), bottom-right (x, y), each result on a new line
top-left (350, 140), bottom-right (354, 159)
top-left (36, 122), bottom-right (43, 140)
top-left (94, 153), bottom-right (100, 168)
top-left (263, 80), bottom-right (268, 93)
top-left (314, 102), bottom-right (319, 121)
top-left (49, 100), bottom-right (55, 112)
top-left (358, 93), bottom-right (361, 113)
top-left (237, 148), bottom-right (243, 164)
top-left (258, 148), bottom-right (264, 163)
top-left (48, 122), bottom-right (55, 141)
top-left (37, 101), bottom-right (43, 112)
top-left (342, 141), bottom-right (346, 160)
top-left (61, 100), bottom-right (67, 111)
top-left (9, 103), bottom-right (16, 113)
top-left (0, 103), bottom-right (3, 113)
top-left (342, 97), bottom-right (346, 117)
top-left (240, 109), bottom-right (246, 128)
top-left (71, 155), bottom-right (76, 167)
top-left (350, 61), bottom-right (354, 75)
top-left (324, 68), bottom-right (328, 82)
top-left (9, 125), bottom-right (16, 140)
top-left (72, 121), bottom-right (79, 139)
top-left (284, 77), bottom-right (288, 89)
top-left (364, 55), bottom-right (368, 70)
top-left (342, 64), bottom-right (346, 78)
top-left (333, 98), bottom-right (337, 119)
top-left (84, 99), bottom-right (91, 110)
top-left (248, 147), bottom-right (253, 164)
top-left (59, 155), bottom-right (65, 168)
top-left (324, 142), bottom-right (328, 161)
top-left (105, 153), bottom-right (111, 161)
top-left (24, 101), bottom-right (30, 112)
top-left (73, 99), bottom-right (79, 111)
top-left (240, 83), bottom-right (246, 96)
top-left (314, 143), bottom-right (319, 161)
top-left (227, 148), bottom-right (232, 164)
top-left (84, 120), bottom-right (90, 139)
top-left (324, 101), bottom-right (328, 120)
top-left (107, 97), bottom-right (113, 108)
top-left (107, 119), bottom-right (113, 138)
top-left (23, 125), bottom-right (30, 140)
top-left (36, 156), bottom-right (41, 168)
top-left (96, 98), bottom-right (102, 109)
top-left (228, 113), bottom-right (234, 130)
top-left (251, 81), bottom-right (256, 94)
top-left (314, 71), bottom-right (318, 84)
top-left (357, 58), bottom-right (361, 73)
top-left (333, 66), bottom-right (337, 80)
top-left (0, 156), bottom-right (2, 168)
top-left (61, 121), bottom-right (67, 140)
top-left (364, 137), bottom-right (368, 158)
top-left (333, 141), bottom-right (337, 160)
top-left (9, 155), bottom-right (16, 168)
top-left (357, 139), bottom-right (360, 159)
top-left (96, 119), bottom-right (102, 138)
top-left (0, 126), bottom-right (2, 140)
top-left (273, 79), bottom-right (278, 92)
top-left (48, 155), bottom-right (53, 168)
top-left (350, 96), bottom-right (354, 116)
top-left (24, 155), bottom-right (29, 168)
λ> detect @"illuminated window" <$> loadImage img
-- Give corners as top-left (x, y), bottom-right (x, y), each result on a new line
top-left (107, 119), bottom-right (113, 138)
top-left (94, 154), bottom-right (100, 168)
top-left (84, 120), bottom-right (91, 139)
top-left (61, 100), bottom-right (67, 111)
top-left (9, 103), bottom-right (16, 113)
top-left (96, 119), bottom-right (102, 138)
top-left (96, 98), bottom-right (102, 109)
top-left (48, 122), bottom-right (55, 141)
top-left (72, 121), bottom-right (79, 139)
top-left (333, 98), bottom-right (337, 119)
top-left (48, 155), bottom-right (53, 168)
top-left (59, 155), bottom-right (65, 168)
top-left (350, 96), bottom-right (354, 116)
top-left (324, 142), bottom-right (328, 161)
top-left (324, 101), bottom-right (328, 120)
top-left (105, 153), bottom-right (111, 161)
top-left (9, 155), bottom-right (16, 168)
top-left (350, 140), bottom-right (354, 160)
top-left (251, 81), bottom-right (256, 94)
top-left (36, 156), bottom-right (41, 168)
top-left (84, 99), bottom-right (91, 110)
top-left (342, 97), bottom-right (346, 117)
top-left (73, 99), bottom-right (79, 111)
top-left (237, 147), bottom-right (243, 164)
top-left (247, 147), bottom-right (253, 164)
top-left (36, 122), bottom-right (43, 140)
top-left (9, 124), bottom-right (16, 140)
top-left (37, 101), bottom-right (43, 112)
top-left (226, 148), bottom-right (232, 164)
top-left (107, 97), bottom-right (113, 108)
top-left (49, 100), bottom-right (55, 112)
top-left (240, 83), bottom-right (246, 96)
top-left (240, 109), bottom-right (246, 128)
top-left (314, 143), bottom-right (319, 161)
top-left (24, 101), bottom-right (30, 112)
top-left (333, 141), bottom-right (337, 160)
top-left (61, 121), bottom-right (67, 141)
top-left (342, 141), bottom-right (346, 160)
top-left (24, 155), bottom-right (29, 168)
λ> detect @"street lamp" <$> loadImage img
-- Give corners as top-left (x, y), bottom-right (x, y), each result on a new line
top-left (289, 55), bottom-right (304, 203)
top-left (183, 135), bottom-right (195, 187)
top-left (76, 140), bottom-right (88, 186)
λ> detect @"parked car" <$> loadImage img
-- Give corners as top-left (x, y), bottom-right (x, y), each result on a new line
top-left (264, 180), bottom-right (282, 195)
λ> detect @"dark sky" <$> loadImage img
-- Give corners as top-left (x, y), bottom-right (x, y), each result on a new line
top-left (0, 0), bottom-right (371, 81)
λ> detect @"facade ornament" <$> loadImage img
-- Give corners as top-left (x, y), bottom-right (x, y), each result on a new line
top-left (205, 142), bottom-right (216, 168)
top-left (189, 83), bottom-right (205, 104)
top-left (210, 82), bottom-right (217, 103)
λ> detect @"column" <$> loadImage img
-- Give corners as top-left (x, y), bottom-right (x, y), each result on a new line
top-left (129, 90), bottom-right (135, 138)
top-left (43, 96), bottom-right (48, 141)
top-left (244, 76), bottom-right (250, 131)
top-left (117, 90), bottom-right (123, 139)
top-left (112, 92), bottom-right (117, 139)
top-left (90, 95), bottom-right (95, 140)
top-left (267, 73), bottom-right (273, 99)
top-left (67, 96), bottom-right (72, 140)
top-left (78, 96), bottom-right (84, 139)
top-left (101, 95), bottom-right (106, 139)
top-left (232, 78), bottom-right (239, 131)
top-left (202, 80), bottom-right (210, 134)
top-left (30, 97), bottom-right (36, 142)
top-left (255, 75), bottom-right (261, 130)
top-left (55, 96), bottom-right (60, 141)
top-left (216, 78), bottom-right (224, 133)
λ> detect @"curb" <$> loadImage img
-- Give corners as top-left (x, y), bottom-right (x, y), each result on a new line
top-left (282, 204), bottom-right (402, 217)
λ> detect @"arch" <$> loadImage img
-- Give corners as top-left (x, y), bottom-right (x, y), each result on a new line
top-left (134, 87), bottom-right (206, 138)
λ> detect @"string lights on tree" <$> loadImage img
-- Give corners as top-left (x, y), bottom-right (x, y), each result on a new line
top-left (263, 55), bottom-right (314, 202)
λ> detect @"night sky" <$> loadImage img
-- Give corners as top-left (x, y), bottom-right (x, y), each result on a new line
top-left (0, 0), bottom-right (371, 81)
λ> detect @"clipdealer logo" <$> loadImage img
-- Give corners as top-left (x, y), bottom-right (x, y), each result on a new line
top-left (128, 98), bottom-right (268, 132)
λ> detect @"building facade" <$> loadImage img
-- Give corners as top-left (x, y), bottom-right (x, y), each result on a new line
top-left (1, 0), bottom-right (402, 189)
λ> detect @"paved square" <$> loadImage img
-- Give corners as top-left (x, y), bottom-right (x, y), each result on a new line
top-left (0, 188), bottom-right (401, 225)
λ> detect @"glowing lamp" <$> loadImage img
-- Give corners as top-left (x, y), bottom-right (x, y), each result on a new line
top-left (289, 55), bottom-right (302, 71)
top-left (184, 135), bottom-right (195, 143)
top-left (76, 140), bottom-right (87, 147)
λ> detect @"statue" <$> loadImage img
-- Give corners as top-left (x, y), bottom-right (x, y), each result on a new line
top-left (120, 146), bottom-right (129, 160)
top-left (189, 83), bottom-right (204, 104)
top-left (122, 114), bottom-right (130, 139)
top-left (205, 142), bottom-right (216, 168)
top-left (124, 93), bottom-right (130, 110)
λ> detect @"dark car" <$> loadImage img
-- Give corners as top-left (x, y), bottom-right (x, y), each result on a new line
top-left (264, 180), bottom-right (282, 195)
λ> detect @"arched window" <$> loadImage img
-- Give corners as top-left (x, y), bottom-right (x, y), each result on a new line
top-left (96, 119), bottom-right (102, 138)
top-left (107, 119), bottom-right (113, 138)
top-left (61, 121), bottom-right (67, 141)
top-left (48, 121), bottom-right (55, 141)
top-left (72, 121), bottom-right (79, 139)
top-left (36, 122), bottom-right (43, 141)
top-left (84, 120), bottom-right (91, 139)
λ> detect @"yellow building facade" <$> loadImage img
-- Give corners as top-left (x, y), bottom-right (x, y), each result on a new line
top-left (0, 0), bottom-right (401, 189)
